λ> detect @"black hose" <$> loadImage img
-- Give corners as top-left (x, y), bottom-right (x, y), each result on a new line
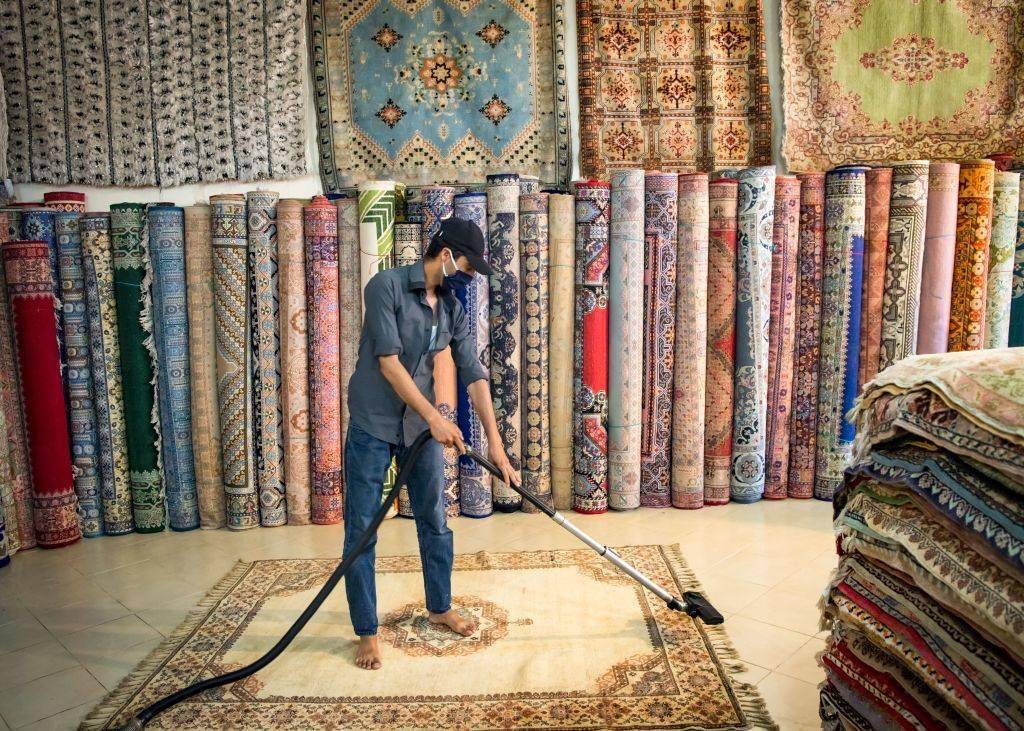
top-left (124, 430), bottom-right (434, 730)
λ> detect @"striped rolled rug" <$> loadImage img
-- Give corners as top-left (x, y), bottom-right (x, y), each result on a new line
top-left (305, 196), bottom-right (343, 525)
top-left (112, 203), bottom-right (164, 532)
top-left (642, 172), bottom-right (679, 509)
top-left (703, 178), bottom-right (738, 505)
top-left (878, 160), bottom-right (929, 371)
top-left (487, 173), bottom-right (523, 512)
top-left (548, 193), bottom-right (575, 511)
top-left (3, 240), bottom-right (80, 547)
top-left (815, 166), bottom-right (867, 501)
top-left (55, 211), bottom-right (103, 536)
top-left (336, 197), bottom-right (362, 442)
top-left (1012, 174), bottom-right (1024, 347)
top-left (764, 175), bottom-right (800, 499)
top-left (211, 194), bottom-right (258, 530)
top-left (149, 205), bottom-right (199, 531)
top-left (278, 200), bottom-right (310, 525)
top-left (916, 162), bottom-right (960, 354)
top-left (572, 181), bottom-right (610, 514)
top-left (247, 192), bottom-right (286, 527)
top-left (728, 166), bottom-right (775, 504)
top-left (985, 171), bottom-right (1021, 348)
top-left (184, 205), bottom-right (225, 529)
top-left (608, 169), bottom-right (645, 511)
top-left (452, 192), bottom-right (492, 518)
top-left (948, 159), bottom-right (995, 352)
top-left (857, 167), bottom-right (891, 387)
top-left (520, 191), bottom-right (551, 512)
top-left (787, 173), bottom-right (825, 499)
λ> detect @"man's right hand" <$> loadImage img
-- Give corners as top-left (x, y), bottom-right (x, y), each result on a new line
top-left (429, 412), bottom-right (465, 453)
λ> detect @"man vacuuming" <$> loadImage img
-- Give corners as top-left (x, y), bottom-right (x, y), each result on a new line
top-left (344, 216), bottom-right (520, 670)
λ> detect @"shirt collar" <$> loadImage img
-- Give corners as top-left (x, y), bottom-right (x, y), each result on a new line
top-left (406, 258), bottom-right (453, 298)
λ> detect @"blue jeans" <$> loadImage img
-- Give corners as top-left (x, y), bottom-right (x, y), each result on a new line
top-left (342, 424), bottom-right (453, 636)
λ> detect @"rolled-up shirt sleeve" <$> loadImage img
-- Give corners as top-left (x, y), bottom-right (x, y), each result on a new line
top-left (364, 275), bottom-right (403, 357)
top-left (450, 296), bottom-right (488, 385)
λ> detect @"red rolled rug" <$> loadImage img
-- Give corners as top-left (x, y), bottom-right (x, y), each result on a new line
top-left (2, 240), bottom-right (79, 547)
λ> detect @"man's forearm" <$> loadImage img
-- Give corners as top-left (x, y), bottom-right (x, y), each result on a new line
top-left (379, 355), bottom-right (441, 425)
top-left (467, 379), bottom-right (502, 446)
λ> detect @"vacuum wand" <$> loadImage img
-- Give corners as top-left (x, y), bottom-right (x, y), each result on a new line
top-left (462, 446), bottom-right (723, 625)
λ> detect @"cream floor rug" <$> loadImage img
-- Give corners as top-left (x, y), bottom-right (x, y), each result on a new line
top-left (82, 546), bottom-right (775, 729)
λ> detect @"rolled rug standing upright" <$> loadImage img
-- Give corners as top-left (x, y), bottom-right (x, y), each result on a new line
top-left (336, 197), bottom-right (362, 442)
top-left (857, 167), bottom-right (891, 387)
top-left (548, 194), bottom-right (575, 511)
top-left (278, 200), bottom-right (310, 525)
top-left (487, 173), bottom-right (523, 512)
top-left (878, 160), bottom-right (929, 371)
top-left (787, 173), bottom-right (825, 499)
top-left (452, 192), bottom-right (492, 518)
top-left (728, 166), bottom-right (775, 504)
top-left (572, 181), bottom-right (610, 514)
top-left (642, 172), bottom-right (680, 508)
top-left (948, 159), bottom-right (996, 352)
top-left (420, 186), bottom-right (457, 252)
top-left (211, 194), bottom-right (258, 530)
top-left (815, 166), bottom-right (867, 501)
top-left (764, 175), bottom-right (800, 499)
top-left (112, 203), bottom-right (164, 532)
top-left (20, 209), bottom-right (63, 368)
top-left (305, 196), bottom-right (343, 524)
top-left (985, 171), bottom-right (1021, 348)
top-left (183, 205), bottom-right (226, 529)
top-left (247, 191), bottom-right (286, 527)
top-left (703, 178), bottom-right (739, 505)
top-left (2, 240), bottom-right (80, 547)
top-left (608, 169), bottom-right (645, 511)
top-left (148, 205), bottom-right (199, 531)
top-left (1012, 174), bottom-right (1024, 347)
top-left (395, 223), bottom-right (422, 267)
top-left (520, 192), bottom-right (551, 512)
top-left (54, 211), bottom-right (103, 536)
top-left (917, 162), bottom-right (960, 354)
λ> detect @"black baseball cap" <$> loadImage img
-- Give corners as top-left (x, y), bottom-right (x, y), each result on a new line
top-left (432, 217), bottom-right (493, 275)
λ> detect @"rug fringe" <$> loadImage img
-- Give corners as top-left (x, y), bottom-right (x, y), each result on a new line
top-left (78, 560), bottom-right (252, 731)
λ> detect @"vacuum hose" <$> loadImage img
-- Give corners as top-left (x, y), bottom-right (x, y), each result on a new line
top-left (123, 430), bottom-right (434, 730)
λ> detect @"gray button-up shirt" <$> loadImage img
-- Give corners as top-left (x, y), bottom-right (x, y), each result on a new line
top-left (347, 260), bottom-right (489, 446)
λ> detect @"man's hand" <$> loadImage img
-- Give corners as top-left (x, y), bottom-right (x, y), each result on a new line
top-left (429, 411), bottom-right (465, 453)
top-left (488, 443), bottom-right (521, 488)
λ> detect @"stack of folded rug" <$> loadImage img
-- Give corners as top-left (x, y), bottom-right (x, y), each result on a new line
top-left (819, 348), bottom-right (1024, 730)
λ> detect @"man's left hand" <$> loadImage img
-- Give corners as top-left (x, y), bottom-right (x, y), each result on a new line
top-left (488, 444), bottom-right (521, 488)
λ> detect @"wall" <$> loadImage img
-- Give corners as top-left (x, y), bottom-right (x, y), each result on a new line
top-left (12, 2), bottom-right (787, 206)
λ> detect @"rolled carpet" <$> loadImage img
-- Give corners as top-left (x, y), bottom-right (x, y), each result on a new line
top-left (916, 162), bottom-right (960, 354)
top-left (1008, 171), bottom-right (1024, 347)
top-left (985, 171), bottom-right (1021, 348)
top-left (670, 174), bottom-right (705, 509)
top-left (247, 192), bottom-right (286, 526)
top-left (487, 173), bottom-right (523, 511)
top-left (452, 192), bottom-right (492, 518)
top-left (520, 177), bottom-right (541, 195)
top-left (728, 166), bottom-right (775, 504)
top-left (764, 175), bottom-right (800, 499)
top-left (43, 191), bottom-right (86, 213)
top-left (183, 205), bottom-right (225, 529)
top-left (787, 173), bottom-right (825, 499)
top-left (948, 159), bottom-right (995, 352)
top-left (642, 172), bottom-right (679, 508)
top-left (815, 166), bottom-right (867, 500)
top-left (148, 205), bottom-right (199, 530)
top-left (520, 192), bottom-right (551, 512)
top-left (336, 197), bottom-right (361, 442)
top-left (278, 200), bottom-right (310, 525)
top-left (20, 209), bottom-right (63, 366)
top-left (2, 240), bottom-right (80, 547)
top-left (878, 160), bottom-right (929, 371)
top-left (548, 194), bottom-right (575, 511)
top-left (608, 169), bottom-right (645, 510)
top-left (305, 196), bottom-right (343, 525)
top-left (703, 179), bottom-right (739, 505)
top-left (420, 186), bottom-right (457, 252)
top-left (857, 167), bottom-right (891, 387)
top-left (112, 203), bottom-right (164, 532)
top-left (394, 223), bottom-right (421, 267)
top-left (211, 194), bottom-right (258, 530)
top-left (572, 181), bottom-right (610, 514)
top-left (55, 211), bottom-right (103, 536)
top-left (357, 182), bottom-right (396, 298)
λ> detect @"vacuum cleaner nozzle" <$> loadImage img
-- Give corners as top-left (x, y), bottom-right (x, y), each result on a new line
top-left (676, 592), bottom-right (724, 625)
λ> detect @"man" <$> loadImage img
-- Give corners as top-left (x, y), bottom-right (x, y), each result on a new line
top-left (344, 216), bottom-right (520, 670)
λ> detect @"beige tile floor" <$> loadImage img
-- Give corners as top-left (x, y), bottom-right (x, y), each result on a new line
top-left (0, 498), bottom-right (835, 730)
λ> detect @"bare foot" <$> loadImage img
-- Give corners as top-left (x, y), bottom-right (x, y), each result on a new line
top-left (428, 608), bottom-right (477, 636)
top-left (355, 636), bottom-right (382, 670)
